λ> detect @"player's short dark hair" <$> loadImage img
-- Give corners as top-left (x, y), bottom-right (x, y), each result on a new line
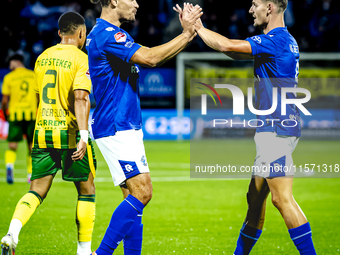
top-left (8, 54), bottom-right (24, 63)
top-left (262, 0), bottom-right (288, 13)
top-left (90, 0), bottom-right (111, 8)
top-left (58, 12), bottom-right (85, 36)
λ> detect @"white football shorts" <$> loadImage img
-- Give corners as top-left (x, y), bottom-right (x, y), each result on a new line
top-left (95, 129), bottom-right (150, 186)
top-left (252, 132), bottom-right (299, 178)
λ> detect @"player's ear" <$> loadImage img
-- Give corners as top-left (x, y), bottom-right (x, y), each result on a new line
top-left (111, 0), bottom-right (118, 8)
top-left (58, 30), bottom-right (62, 38)
top-left (267, 3), bottom-right (273, 15)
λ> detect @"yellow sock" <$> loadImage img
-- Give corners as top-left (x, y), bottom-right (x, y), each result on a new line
top-left (12, 191), bottom-right (43, 226)
top-left (5, 150), bottom-right (16, 167)
top-left (27, 155), bottom-right (32, 174)
top-left (76, 195), bottom-right (95, 242)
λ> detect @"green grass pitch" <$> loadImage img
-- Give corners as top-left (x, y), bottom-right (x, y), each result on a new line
top-left (0, 139), bottom-right (339, 254)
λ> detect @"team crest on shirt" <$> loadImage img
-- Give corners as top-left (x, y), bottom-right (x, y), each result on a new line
top-left (141, 156), bottom-right (148, 166)
top-left (251, 36), bottom-right (261, 44)
top-left (86, 69), bottom-right (91, 80)
top-left (114, 32), bottom-right (127, 42)
top-left (289, 44), bottom-right (299, 54)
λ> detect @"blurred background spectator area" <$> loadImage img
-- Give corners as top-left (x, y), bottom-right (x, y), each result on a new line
top-left (1, 0), bottom-right (340, 69)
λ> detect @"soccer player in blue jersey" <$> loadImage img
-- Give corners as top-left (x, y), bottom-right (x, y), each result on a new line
top-left (86, 0), bottom-right (202, 254)
top-left (175, 0), bottom-right (316, 254)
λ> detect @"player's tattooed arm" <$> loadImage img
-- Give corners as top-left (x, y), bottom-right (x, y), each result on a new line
top-left (130, 4), bottom-right (203, 67)
top-left (72, 89), bottom-right (90, 161)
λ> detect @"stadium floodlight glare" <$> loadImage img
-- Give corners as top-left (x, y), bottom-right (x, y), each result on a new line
top-left (176, 52), bottom-right (340, 140)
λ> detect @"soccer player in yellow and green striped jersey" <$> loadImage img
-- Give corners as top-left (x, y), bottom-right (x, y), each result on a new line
top-left (1, 54), bottom-right (37, 184)
top-left (1, 12), bottom-right (96, 255)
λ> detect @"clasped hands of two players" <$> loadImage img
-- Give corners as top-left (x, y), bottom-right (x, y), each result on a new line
top-left (176, 3), bottom-right (203, 39)
top-left (174, 3), bottom-right (204, 37)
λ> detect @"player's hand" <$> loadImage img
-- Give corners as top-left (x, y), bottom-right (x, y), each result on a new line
top-left (72, 139), bottom-right (87, 161)
top-left (173, 3), bottom-right (204, 32)
top-left (179, 3), bottom-right (203, 37)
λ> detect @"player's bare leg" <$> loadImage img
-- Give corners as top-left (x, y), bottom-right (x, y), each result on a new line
top-left (120, 183), bottom-right (130, 199)
top-left (95, 173), bottom-right (152, 255)
top-left (1, 175), bottom-right (53, 253)
top-left (74, 172), bottom-right (96, 255)
top-left (244, 176), bottom-right (270, 230)
top-left (26, 142), bottom-right (33, 183)
top-left (234, 177), bottom-right (270, 254)
top-left (266, 177), bottom-right (307, 229)
top-left (5, 142), bottom-right (18, 184)
top-left (125, 173), bottom-right (153, 206)
top-left (266, 176), bottom-right (316, 254)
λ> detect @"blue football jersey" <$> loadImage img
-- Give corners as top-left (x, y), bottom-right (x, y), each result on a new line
top-left (86, 18), bottom-right (142, 139)
top-left (246, 27), bottom-right (301, 137)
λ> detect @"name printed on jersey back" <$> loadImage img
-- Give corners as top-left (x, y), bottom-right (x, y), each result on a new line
top-left (36, 58), bottom-right (72, 69)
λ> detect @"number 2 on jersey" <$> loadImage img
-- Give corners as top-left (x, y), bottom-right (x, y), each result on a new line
top-left (42, 70), bottom-right (57, 104)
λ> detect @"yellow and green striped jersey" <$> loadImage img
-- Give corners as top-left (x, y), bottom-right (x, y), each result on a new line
top-left (33, 44), bottom-right (91, 149)
top-left (2, 67), bottom-right (37, 121)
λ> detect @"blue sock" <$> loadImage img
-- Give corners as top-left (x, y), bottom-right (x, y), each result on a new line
top-left (234, 223), bottom-right (262, 255)
top-left (123, 214), bottom-right (143, 255)
top-left (96, 195), bottom-right (144, 255)
top-left (289, 222), bottom-right (316, 255)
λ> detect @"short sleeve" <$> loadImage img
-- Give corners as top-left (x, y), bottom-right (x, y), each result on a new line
top-left (34, 57), bottom-right (40, 93)
top-left (105, 32), bottom-right (141, 62)
top-left (73, 54), bottom-right (92, 93)
top-left (1, 75), bottom-right (10, 96)
top-left (245, 35), bottom-right (275, 56)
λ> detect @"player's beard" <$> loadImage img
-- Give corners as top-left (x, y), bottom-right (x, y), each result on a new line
top-left (119, 14), bottom-right (136, 24)
top-left (254, 18), bottom-right (268, 31)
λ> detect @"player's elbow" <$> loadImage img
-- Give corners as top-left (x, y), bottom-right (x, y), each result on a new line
top-left (140, 56), bottom-right (160, 68)
top-left (220, 43), bottom-right (234, 54)
top-left (75, 96), bottom-right (88, 103)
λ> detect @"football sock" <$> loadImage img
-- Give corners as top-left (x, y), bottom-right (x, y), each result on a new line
top-left (26, 155), bottom-right (32, 174)
top-left (8, 219), bottom-right (22, 244)
top-left (289, 222), bottom-right (316, 255)
top-left (10, 191), bottom-right (43, 243)
top-left (76, 195), bottom-right (96, 250)
top-left (77, 241), bottom-right (92, 255)
top-left (124, 214), bottom-right (143, 255)
top-left (5, 150), bottom-right (16, 168)
top-left (234, 223), bottom-right (262, 255)
top-left (96, 195), bottom-right (144, 255)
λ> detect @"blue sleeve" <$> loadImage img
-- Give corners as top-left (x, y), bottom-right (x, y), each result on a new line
top-left (245, 35), bottom-right (275, 56)
top-left (105, 32), bottom-right (141, 62)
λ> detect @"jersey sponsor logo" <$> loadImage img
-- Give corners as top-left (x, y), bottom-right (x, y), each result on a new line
top-left (124, 41), bottom-right (134, 48)
top-left (86, 39), bottom-right (92, 46)
top-left (251, 36), bottom-right (261, 44)
top-left (290, 44), bottom-right (299, 54)
top-left (114, 32), bottom-right (127, 42)
top-left (131, 65), bottom-right (140, 74)
top-left (86, 69), bottom-right (91, 80)
top-left (106, 27), bottom-right (115, 31)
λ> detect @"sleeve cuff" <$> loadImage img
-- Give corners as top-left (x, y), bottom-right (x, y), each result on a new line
top-left (126, 43), bottom-right (142, 62)
top-left (245, 38), bottom-right (257, 56)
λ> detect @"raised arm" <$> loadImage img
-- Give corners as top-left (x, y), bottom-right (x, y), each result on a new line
top-left (197, 28), bottom-right (253, 60)
top-left (130, 4), bottom-right (203, 67)
top-left (174, 4), bottom-right (253, 60)
top-left (72, 89), bottom-right (90, 161)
